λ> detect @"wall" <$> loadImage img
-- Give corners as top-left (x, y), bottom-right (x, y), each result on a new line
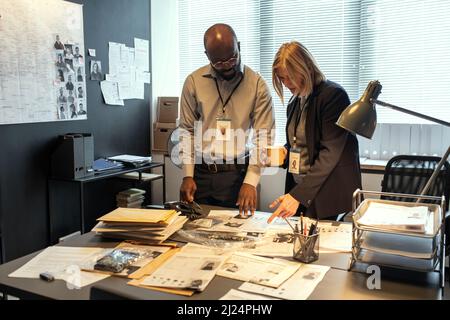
top-left (0, 0), bottom-right (151, 262)
top-left (150, 0), bottom-right (179, 204)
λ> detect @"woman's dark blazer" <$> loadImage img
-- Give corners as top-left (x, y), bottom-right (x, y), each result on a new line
top-left (284, 80), bottom-right (362, 219)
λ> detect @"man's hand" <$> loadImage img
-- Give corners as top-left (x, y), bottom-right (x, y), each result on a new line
top-left (267, 193), bottom-right (300, 223)
top-left (236, 183), bottom-right (257, 217)
top-left (180, 177), bottom-right (197, 203)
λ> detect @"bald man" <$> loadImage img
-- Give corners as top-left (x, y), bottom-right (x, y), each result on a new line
top-left (179, 23), bottom-right (275, 216)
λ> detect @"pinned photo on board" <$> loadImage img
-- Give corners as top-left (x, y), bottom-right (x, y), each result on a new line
top-left (56, 87), bottom-right (67, 104)
top-left (90, 60), bottom-right (103, 81)
top-left (77, 101), bottom-right (87, 116)
top-left (73, 45), bottom-right (84, 65)
top-left (77, 85), bottom-right (84, 99)
top-left (64, 44), bottom-right (74, 59)
top-left (56, 68), bottom-right (65, 83)
top-left (65, 74), bottom-right (75, 91)
top-left (54, 34), bottom-right (65, 50)
top-left (76, 67), bottom-right (84, 82)
top-left (58, 103), bottom-right (68, 120)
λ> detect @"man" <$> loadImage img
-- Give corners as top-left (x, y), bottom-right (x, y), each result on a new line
top-left (78, 103), bottom-right (87, 115)
top-left (77, 86), bottom-right (84, 99)
top-left (179, 23), bottom-right (275, 216)
top-left (57, 88), bottom-right (66, 104)
top-left (54, 35), bottom-right (64, 50)
top-left (66, 75), bottom-right (74, 91)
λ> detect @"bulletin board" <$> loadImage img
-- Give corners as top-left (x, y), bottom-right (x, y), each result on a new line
top-left (0, 0), bottom-right (87, 125)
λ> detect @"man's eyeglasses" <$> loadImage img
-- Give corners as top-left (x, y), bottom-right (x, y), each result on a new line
top-left (210, 53), bottom-right (239, 70)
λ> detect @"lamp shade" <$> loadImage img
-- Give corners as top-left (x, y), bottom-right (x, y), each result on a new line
top-left (336, 80), bottom-right (383, 139)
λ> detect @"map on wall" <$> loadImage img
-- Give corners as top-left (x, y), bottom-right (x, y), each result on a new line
top-left (0, 0), bottom-right (87, 125)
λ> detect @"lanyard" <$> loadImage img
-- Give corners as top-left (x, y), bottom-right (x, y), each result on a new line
top-left (292, 95), bottom-right (310, 145)
top-left (214, 74), bottom-right (244, 115)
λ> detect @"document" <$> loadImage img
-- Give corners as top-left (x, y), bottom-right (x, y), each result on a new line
top-left (180, 243), bottom-right (232, 256)
top-left (203, 210), bottom-right (296, 234)
top-left (100, 81), bottom-right (124, 106)
top-left (239, 264), bottom-right (330, 300)
top-left (357, 202), bottom-right (430, 233)
top-left (316, 222), bottom-right (352, 253)
top-left (242, 231), bottom-right (294, 257)
top-left (9, 246), bottom-right (109, 288)
top-left (108, 42), bottom-right (122, 75)
top-left (216, 252), bottom-right (300, 288)
top-left (220, 289), bottom-right (278, 300)
top-left (134, 38), bottom-right (150, 71)
top-left (88, 48), bottom-right (96, 57)
top-left (140, 253), bottom-right (226, 291)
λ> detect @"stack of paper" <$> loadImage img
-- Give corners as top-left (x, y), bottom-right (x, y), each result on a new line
top-left (93, 207), bottom-right (188, 243)
top-left (357, 202), bottom-right (430, 234)
top-left (116, 188), bottom-right (146, 208)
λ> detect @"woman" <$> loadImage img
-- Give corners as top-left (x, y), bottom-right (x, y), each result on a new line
top-left (268, 41), bottom-right (361, 223)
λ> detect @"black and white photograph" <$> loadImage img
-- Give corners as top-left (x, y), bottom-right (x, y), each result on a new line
top-left (56, 87), bottom-right (67, 104)
top-left (53, 34), bottom-right (65, 50)
top-left (222, 263), bottom-right (239, 273)
top-left (200, 261), bottom-right (217, 271)
top-left (224, 222), bottom-right (243, 228)
top-left (65, 58), bottom-right (74, 73)
top-left (77, 101), bottom-right (87, 116)
top-left (65, 74), bottom-right (75, 91)
top-left (76, 67), bottom-right (84, 82)
top-left (77, 86), bottom-right (84, 99)
top-left (90, 60), bottom-right (103, 81)
top-left (55, 52), bottom-right (66, 70)
top-left (64, 43), bottom-right (74, 59)
top-left (273, 233), bottom-right (294, 244)
top-left (56, 68), bottom-right (65, 82)
top-left (73, 45), bottom-right (84, 65)
top-left (67, 90), bottom-right (75, 104)
top-left (69, 103), bottom-right (78, 119)
top-left (58, 103), bottom-right (68, 120)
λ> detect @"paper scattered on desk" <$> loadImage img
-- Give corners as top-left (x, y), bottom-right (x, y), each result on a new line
top-left (216, 252), bottom-right (300, 288)
top-left (239, 264), bottom-right (330, 300)
top-left (220, 289), bottom-right (278, 300)
top-left (100, 81), bottom-right (124, 106)
top-left (140, 253), bottom-right (226, 292)
top-left (8, 246), bottom-right (109, 289)
top-left (317, 222), bottom-right (352, 253)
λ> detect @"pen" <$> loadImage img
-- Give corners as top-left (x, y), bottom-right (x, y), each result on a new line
top-left (300, 213), bottom-right (304, 234)
top-left (284, 217), bottom-right (296, 232)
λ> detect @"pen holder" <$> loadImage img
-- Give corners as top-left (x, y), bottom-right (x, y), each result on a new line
top-left (293, 231), bottom-right (320, 263)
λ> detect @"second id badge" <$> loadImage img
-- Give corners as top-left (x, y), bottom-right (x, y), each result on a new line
top-left (216, 118), bottom-right (231, 141)
top-left (288, 146), bottom-right (301, 174)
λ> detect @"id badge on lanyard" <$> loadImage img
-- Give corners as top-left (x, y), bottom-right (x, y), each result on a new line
top-left (216, 117), bottom-right (231, 141)
top-left (288, 138), bottom-right (301, 175)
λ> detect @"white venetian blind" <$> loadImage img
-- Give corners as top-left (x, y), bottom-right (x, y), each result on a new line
top-left (259, 0), bottom-right (362, 144)
top-left (359, 0), bottom-right (450, 124)
top-left (178, 0), bottom-right (261, 92)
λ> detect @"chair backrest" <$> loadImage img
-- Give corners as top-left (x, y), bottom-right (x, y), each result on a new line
top-left (381, 155), bottom-right (450, 211)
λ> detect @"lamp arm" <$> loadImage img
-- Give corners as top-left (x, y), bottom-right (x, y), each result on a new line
top-left (416, 145), bottom-right (450, 202)
top-left (371, 99), bottom-right (450, 127)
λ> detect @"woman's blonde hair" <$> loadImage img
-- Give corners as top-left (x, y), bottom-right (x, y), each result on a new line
top-left (272, 41), bottom-right (326, 104)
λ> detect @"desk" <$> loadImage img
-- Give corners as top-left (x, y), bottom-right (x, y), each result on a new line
top-left (48, 162), bottom-right (165, 244)
top-left (0, 206), bottom-right (445, 300)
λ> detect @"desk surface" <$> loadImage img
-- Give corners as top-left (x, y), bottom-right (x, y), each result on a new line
top-left (0, 206), bottom-right (446, 300)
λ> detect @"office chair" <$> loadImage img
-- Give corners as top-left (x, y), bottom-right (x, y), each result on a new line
top-left (380, 154), bottom-right (450, 258)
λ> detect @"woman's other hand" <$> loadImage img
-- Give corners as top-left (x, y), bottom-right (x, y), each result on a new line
top-left (267, 193), bottom-right (300, 223)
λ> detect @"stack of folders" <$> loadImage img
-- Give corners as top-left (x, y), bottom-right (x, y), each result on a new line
top-left (93, 207), bottom-right (188, 243)
top-left (116, 188), bottom-right (146, 208)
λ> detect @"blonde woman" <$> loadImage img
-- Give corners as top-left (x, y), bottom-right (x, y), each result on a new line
top-left (268, 41), bottom-right (361, 223)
